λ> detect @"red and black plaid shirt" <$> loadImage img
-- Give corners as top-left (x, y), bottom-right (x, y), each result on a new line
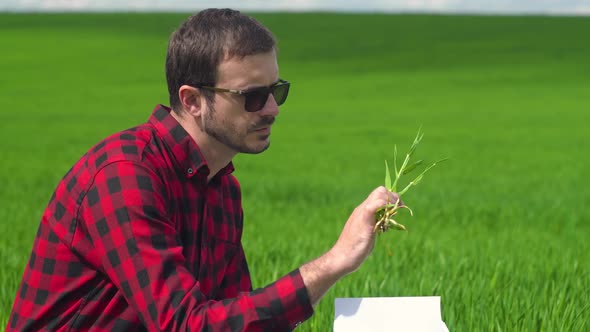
top-left (7, 105), bottom-right (313, 331)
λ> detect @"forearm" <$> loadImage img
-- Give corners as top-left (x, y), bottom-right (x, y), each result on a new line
top-left (181, 270), bottom-right (313, 331)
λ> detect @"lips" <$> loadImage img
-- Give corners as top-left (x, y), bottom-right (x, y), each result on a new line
top-left (252, 117), bottom-right (275, 134)
top-left (254, 127), bottom-right (271, 134)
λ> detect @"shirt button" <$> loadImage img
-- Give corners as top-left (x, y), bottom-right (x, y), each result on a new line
top-left (187, 168), bottom-right (194, 175)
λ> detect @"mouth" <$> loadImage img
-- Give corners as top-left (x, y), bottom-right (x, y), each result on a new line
top-left (251, 117), bottom-right (275, 135)
top-left (253, 127), bottom-right (271, 135)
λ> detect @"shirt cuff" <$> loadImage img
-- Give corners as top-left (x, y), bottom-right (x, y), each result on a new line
top-left (273, 268), bottom-right (314, 329)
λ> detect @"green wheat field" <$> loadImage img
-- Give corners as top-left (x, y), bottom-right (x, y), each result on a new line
top-left (1, 13), bottom-right (589, 331)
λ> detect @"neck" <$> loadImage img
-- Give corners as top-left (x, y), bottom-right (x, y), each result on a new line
top-left (171, 111), bottom-right (236, 182)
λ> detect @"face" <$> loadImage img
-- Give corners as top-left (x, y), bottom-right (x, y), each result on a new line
top-left (201, 50), bottom-right (280, 154)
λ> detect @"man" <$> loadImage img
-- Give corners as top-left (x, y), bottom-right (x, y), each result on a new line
top-left (7, 8), bottom-right (400, 331)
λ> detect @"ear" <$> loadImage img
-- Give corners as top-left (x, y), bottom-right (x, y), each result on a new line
top-left (178, 85), bottom-right (205, 117)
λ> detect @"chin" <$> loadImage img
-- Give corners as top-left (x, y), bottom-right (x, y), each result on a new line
top-left (242, 140), bottom-right (271, 154)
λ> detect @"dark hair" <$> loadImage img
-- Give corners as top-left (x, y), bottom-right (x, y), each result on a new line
top-left (166, 8), bottom-right (277, 112)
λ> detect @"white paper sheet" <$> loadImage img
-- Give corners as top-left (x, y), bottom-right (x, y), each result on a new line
top-left (334, 296), bottom-right (449, 332)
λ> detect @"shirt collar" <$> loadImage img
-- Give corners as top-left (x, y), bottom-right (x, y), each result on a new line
top-left (148, 104), bottom-right (235, 180)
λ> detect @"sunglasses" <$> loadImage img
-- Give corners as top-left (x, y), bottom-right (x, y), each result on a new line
top-left (195, 79), bottom-right (290, 112)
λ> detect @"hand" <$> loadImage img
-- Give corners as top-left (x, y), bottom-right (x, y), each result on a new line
top-left (329, 186), bottom-right (401, 275)
top-left (299, 186), bottom-right (402, 307)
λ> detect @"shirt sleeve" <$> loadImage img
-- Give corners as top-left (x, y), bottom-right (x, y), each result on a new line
top-left (77, 161), bottom-right (313, 331)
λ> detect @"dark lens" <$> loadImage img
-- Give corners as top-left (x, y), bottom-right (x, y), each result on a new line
top-left (244, 89), bottom-right (269, 112)
top-left (272, 83), bottom-right (290, 106)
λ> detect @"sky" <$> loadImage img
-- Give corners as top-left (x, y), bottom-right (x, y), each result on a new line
top-left (2, 0), bottom-right (590, 15)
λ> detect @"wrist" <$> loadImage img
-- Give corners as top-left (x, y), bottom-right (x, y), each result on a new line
top-left (299, 250), bottom-right (347, 307)
top-left (301, 251), bottom-right (343, 284)
top-left (324, 247), bottom-right (353, 279)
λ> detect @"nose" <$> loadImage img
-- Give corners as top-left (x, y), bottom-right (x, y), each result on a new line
top-left (257, 94), bottom-right (279, 117)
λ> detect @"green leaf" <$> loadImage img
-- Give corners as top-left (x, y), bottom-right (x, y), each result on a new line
top-left (402, 159), bottom-right (424, 175)
top-left (413, 174), bottom-right (424, 186)
top-left (384, 160), bottom-right (392, 190)
top-left (398, 158), bottom-right (449, 195)
top-left (407, 127), bottom-right (423, 157)
top-left (393, 145), bottom-right (398, 176)
top-left (434, 157), bottom-right (450, 164)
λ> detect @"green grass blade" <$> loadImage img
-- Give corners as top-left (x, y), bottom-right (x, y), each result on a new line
top-left (402, 159), bottom-right (424, 175)
top-left (385, 160), bottom-right (392, 190)
top-left (391, 145), bottom-right (400, 191)
top-left (393, 145), bottom-right (399, 176)
top-left (398, 158), bottom-right (448, 195)
top-left (407, 127), bottom-right (423, 157)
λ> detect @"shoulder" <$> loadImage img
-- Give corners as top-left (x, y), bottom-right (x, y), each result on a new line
top-left (46, 124), bottom-right (169, 243)
top-left (87, 124), bottom-right (156, 166)
top-left (63, 123), bottom-right (170, 195)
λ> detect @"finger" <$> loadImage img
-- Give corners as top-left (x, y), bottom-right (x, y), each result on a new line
top-left (364, 197), bottom-right (389, 216)
top-left (365, 186), bottom-right (388, 202)
top-left (365, 187), bottom-right (405, 210)
top-left (386, 190), bottom-right (405, 207)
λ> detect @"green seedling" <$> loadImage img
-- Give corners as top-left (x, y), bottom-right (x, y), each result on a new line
top-left (374, 128), bottom-right (448, 233)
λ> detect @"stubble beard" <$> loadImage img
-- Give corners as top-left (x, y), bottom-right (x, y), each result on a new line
top-left (203, 105), bottom-right (274, 154)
